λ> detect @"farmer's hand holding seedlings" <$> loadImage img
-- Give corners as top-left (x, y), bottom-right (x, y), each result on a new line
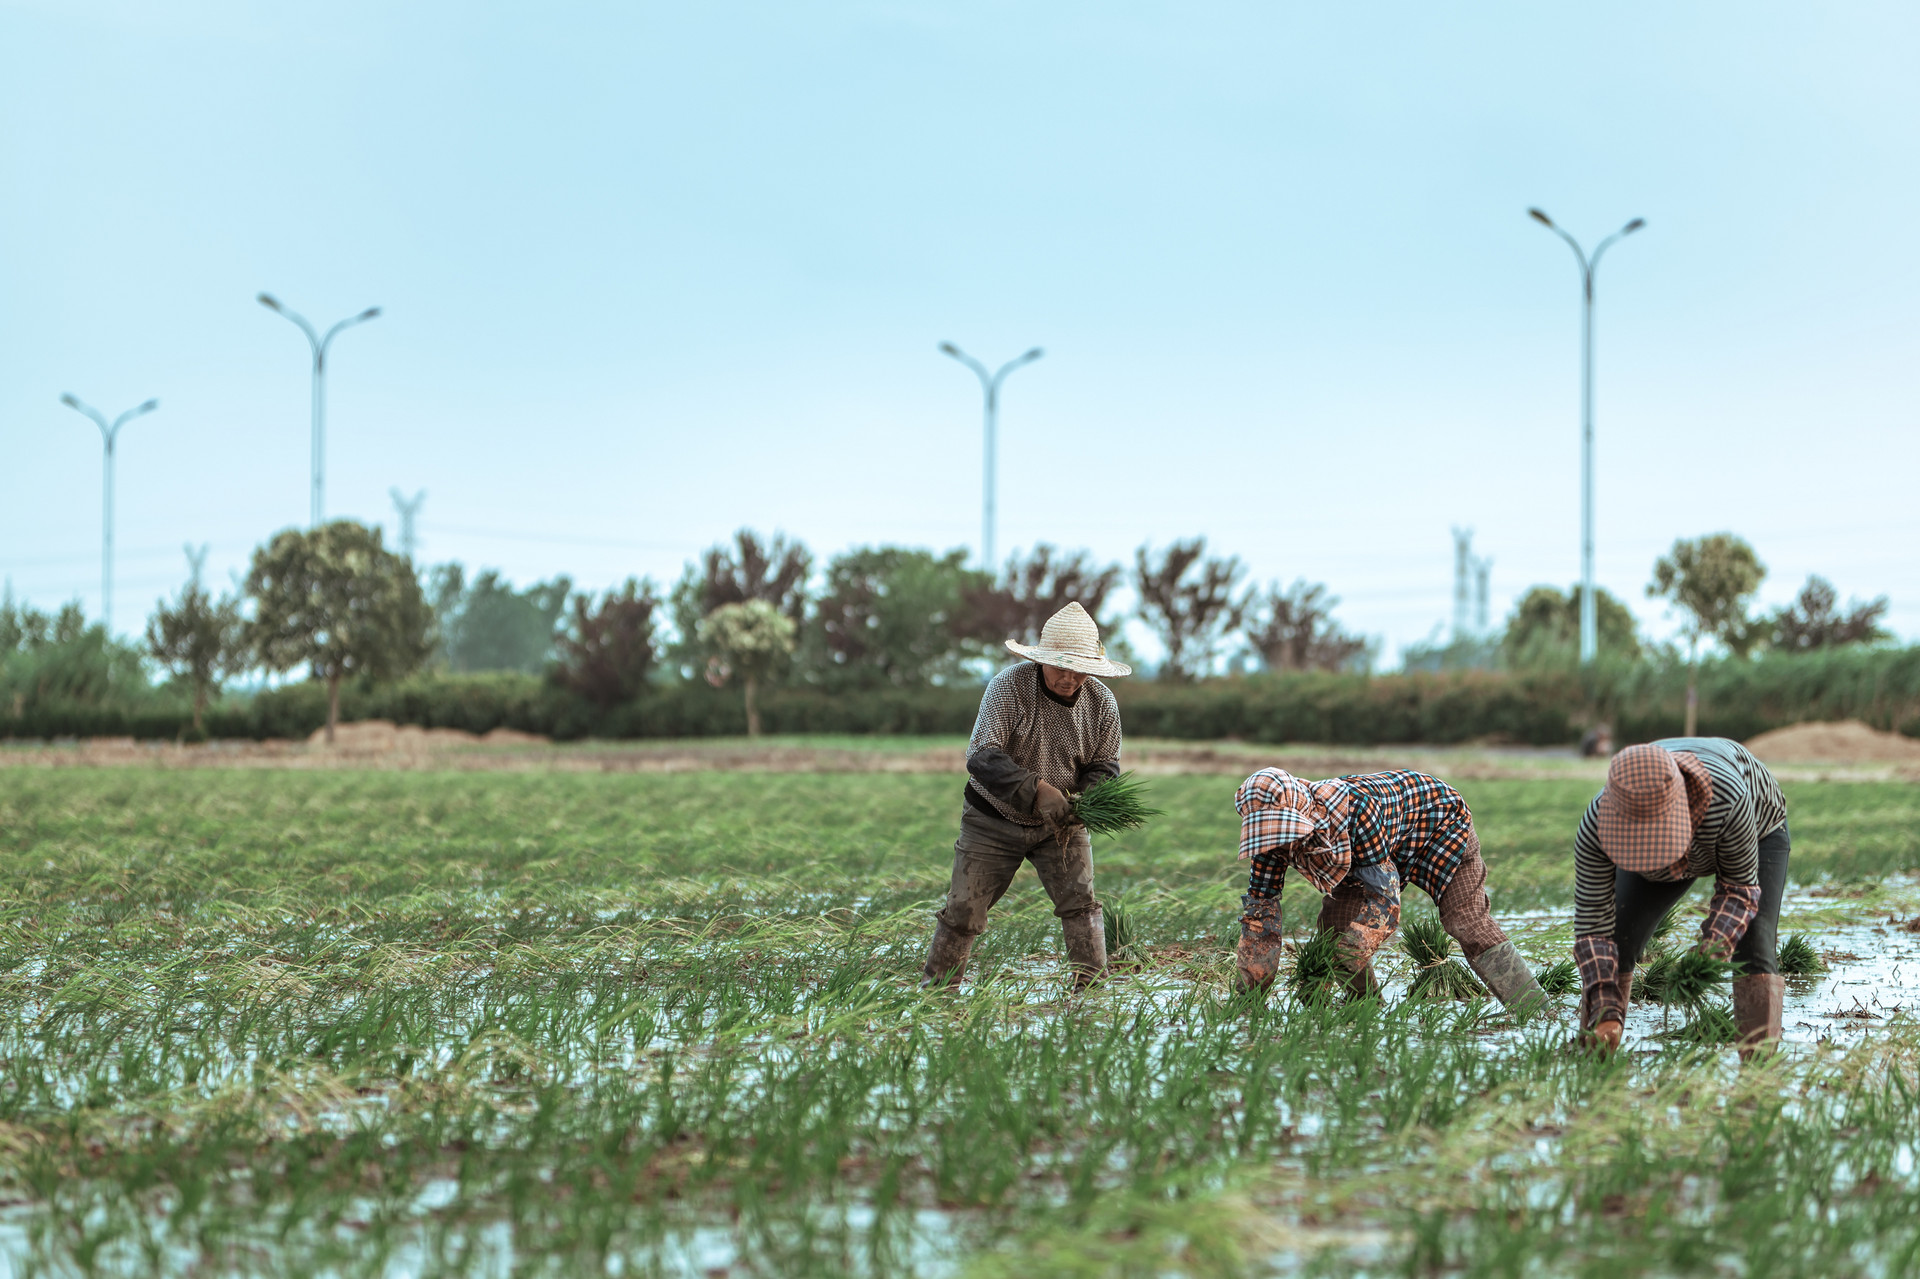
top-left (1231, 767), bottom-right (1547, 1013)
top-left (1569, 738), bottom-right (1790, 1058)
top-left (920, 603), bottom-right (1135, 994)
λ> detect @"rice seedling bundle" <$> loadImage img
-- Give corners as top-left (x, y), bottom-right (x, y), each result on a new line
top-left (1777, 933), bottom-right (1827, 976)
top-left (1069, 772), bottom-right (1164, 837)
top-left (1536, 958), bottom-right (1579, 996)
top-left (1664, 1001), bottom-right (1739, 1045)
top-left (1400, 913), bottom-right (1487, 1001)
top-left (1638, 948), bottom-right (1735, 1009)
top-left (1288, 928), bottom-right (1349, 1005)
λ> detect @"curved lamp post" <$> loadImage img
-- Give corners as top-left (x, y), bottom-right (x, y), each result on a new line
top-left (259, 293), bottom-right (381, 527)
top-left (60, 393), bottom-right (159, 634)
top-left (939, 342), bottom-right (1043, 572)
top-left (1529, 209), bottom-right (1645, 664)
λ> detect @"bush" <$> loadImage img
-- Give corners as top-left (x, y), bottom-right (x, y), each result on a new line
top-left (8, 647), bottom-right (1920, 746)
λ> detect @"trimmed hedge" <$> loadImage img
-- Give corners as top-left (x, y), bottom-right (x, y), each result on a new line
top-left (8, 646), bottom-right (1919, 746)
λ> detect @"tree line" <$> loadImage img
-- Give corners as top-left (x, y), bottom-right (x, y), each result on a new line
top-left (1, 523), bottom-right (1892, 742)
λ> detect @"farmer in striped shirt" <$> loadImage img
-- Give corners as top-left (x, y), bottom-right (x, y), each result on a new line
top-left (1573, 738), bottom-right (1789, 1055)
top-left (921, 603), bottom-right (1130, 992)
top-left (1232, 767), bottom-right (1547, 1011)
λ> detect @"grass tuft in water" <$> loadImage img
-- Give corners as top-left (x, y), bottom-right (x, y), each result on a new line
top-left (1777, 932), bottom-right (1827, 976)
top-left (1070, 772), bottom-right (1164, 838)
top-left (1401, 914), bottom-right (1487, 1001)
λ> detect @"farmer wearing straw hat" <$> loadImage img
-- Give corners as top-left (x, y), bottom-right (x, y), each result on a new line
top-left (921, 602), bottom-right (1131, 992)
top-left (1231, 767), bottom-right (1547, 1012)
top-left (1572, 738), bottom-right (1789, 1056)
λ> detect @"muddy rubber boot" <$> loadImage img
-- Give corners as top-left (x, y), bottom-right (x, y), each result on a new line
top-left (1732, 973), bottom-right (1784, 1060)
top-left (921, 920), bottom-right (973, 990)
top-left (1468, 941), bottom-right (1550, 1017)
top-left (1234, 894), bottom-right (1284, 994)
top-left (1062, 907), bottom-right (1109, 991)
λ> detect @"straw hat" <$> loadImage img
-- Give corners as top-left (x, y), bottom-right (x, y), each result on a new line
top-left (1596, 744), bottom-right (1696, 875)
top-left (1005, 602), bottom-right (1132, 677)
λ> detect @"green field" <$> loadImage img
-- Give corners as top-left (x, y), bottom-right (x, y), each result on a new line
top-left (2, 764), bottom-right (1919, 1276)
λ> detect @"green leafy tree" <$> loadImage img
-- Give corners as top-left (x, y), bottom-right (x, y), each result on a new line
top-left (244, 521), bottom-right (434, 744)
top-left (1771, 576), bottom-right (1890, 652)
top-left (1134, 538), bottom-right (1248, 681)
top-left (147, 549), bottom-right (247, 734)
top-left (668, 530), bottom-right (810, 672)
top-left (2, 592), bottom-right (148, 721)
top-left (1500, 584), bottom-right (1642, 666)
top-left (553, 579), bottom-right (659, 708)
top-left (701, 599), bottom-right (797, 737)
top-left (1649, 533), bottom-right (1767, 735)
top-left (431, 565), bottom-right (573, 674)
top-left (807, 546), bottom-right (989, 688)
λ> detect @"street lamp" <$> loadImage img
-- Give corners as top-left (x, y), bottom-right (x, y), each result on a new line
top-left (939, 342), bottom-right (1044, 572)
top-left (258, 293), bottom-right (382, 527)
top-left (1528, 208), bottom-right (1646, 664)
top-left (60, 393), bottom-right (159, 635)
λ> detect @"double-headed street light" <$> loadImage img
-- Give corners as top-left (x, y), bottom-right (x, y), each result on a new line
top-left (940, 342), bottom-right (1044, 572)
top-left (1529, 208), bottom-right (1646, 665)
top-left (258, 293), bottom-right (382, 527)
top-left (60, 393), bottom-right (159, 635)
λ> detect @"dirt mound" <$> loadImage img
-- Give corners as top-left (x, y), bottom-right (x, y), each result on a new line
top-left (1745, 721), bottom-right (1920, 765)
top-left (307, 720), bottom-right (550, 752)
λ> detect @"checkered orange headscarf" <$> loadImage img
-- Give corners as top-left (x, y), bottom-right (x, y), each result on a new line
top-left (1596, 744), bottom-right (1712, 878)
top-left (1234, 767), bottom-right (1354, 894)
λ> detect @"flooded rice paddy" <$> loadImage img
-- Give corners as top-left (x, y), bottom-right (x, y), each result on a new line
top-left (0, 761), bottom-right (1916, 1275)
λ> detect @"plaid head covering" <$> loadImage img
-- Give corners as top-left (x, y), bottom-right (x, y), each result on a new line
top-left (1596, 744), bottom-right (1712, 878)
top-left (1234, 767), bottom-right (1354, 894)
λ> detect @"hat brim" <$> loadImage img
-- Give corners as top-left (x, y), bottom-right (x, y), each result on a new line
top-left (1005, 640), bottom-right (1131, 678)
top-left (1595, 782), bottom-right (1693, 875)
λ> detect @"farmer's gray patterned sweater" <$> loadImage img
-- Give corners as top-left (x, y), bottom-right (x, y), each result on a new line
top-left (965, 663), bottom-right (1123, 826)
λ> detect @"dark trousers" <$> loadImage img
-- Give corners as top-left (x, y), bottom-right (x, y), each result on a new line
top-left (935, 804), bottom-right (1097, 937)
top-left (1613, 822), bottom-right (1791, 981)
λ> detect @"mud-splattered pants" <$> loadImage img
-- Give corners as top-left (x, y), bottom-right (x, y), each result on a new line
top-left (935, 804), bottom-right (1097, 937)
top-left (1316, 833), bottom-right (1507, 966)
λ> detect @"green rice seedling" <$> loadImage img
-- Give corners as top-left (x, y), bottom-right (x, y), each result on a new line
top-left (1102, 898), bottom-right (1144, 965)
top-left (1663, 1001), bottom-right (1739, 1046)
top-left (1638, 948), bottom-right (1735, 1009)
top-left (1287, 928), bottom-right (1349, 1005)
top-left (1068, 772), bottom-right (1163, 837)
top-left (1, 760), bottom-right (1915, 1277)
top-left (1400, 913), bottom-right (1487, 1001)
top-left (1536, 958), bottom-right (1578, 996)
top-left (1777, 932), bottom-right (1827, 976)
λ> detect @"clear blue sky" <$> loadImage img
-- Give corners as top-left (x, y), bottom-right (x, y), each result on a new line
top-left (3, 1), bottom-right (1915, 664)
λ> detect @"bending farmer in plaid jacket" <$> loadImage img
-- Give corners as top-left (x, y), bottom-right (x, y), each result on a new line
top-left (921, 603), bottom-right (1131, 992)
top-left (1572, 738), bottom-right (1789, 1056)
top-left (1232, 767), bottom-right (1546, 1011)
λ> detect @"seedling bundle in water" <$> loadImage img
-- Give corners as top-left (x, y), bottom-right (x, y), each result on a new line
top-left (1537, 958), bottom-right (1579, 996)
top-left (1778, 933), bottom-right (1827, 976)
top-left (1069, 772), bottom-right (1163, 837)
top-left (1400, 913), bottom-right (1487, 1001)
top-left (1288, 929), bottom-right (1349, 1006)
